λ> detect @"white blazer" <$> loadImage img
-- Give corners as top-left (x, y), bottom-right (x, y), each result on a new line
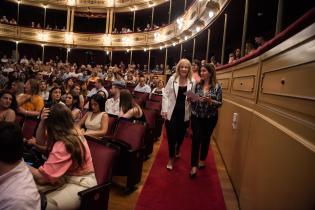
top-left (162, 75), bottom-right (196, 121)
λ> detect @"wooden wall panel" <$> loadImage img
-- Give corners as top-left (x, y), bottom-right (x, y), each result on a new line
top-left (215, 23), bottom-right (315, 210)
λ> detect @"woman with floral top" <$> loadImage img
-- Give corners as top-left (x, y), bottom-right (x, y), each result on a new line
top-left (190, 63), bottom-right (222, 178)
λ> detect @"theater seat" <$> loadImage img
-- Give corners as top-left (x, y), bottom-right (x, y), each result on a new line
top-left (109, 120), bottom-right (146, 192)
top-left (79, 136), bottom-right (119, 210)
top-left (149, 94), bottom-right (162, 103)
top-left (22, 117), bottom-right (39, 140)
top-left (133, 91), bottom-right (149, 107)
top-left (105, 114), bottom-right (119, 138)
top-left (142, 109), bottom-right (157, 159)
top-left (145, 100), bottom-right (162, 112)
top-left (145, 101), bottom-right (163, 139)
top-left (15, 113), bottom-right (25, 127)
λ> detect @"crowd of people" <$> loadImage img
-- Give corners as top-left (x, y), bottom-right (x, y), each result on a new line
top-left (112, 23), bottom-right (164, 34)
top-left (0, 52), bottom-right (223, 209)
top-left (0, 15), bottom-right (17, 25)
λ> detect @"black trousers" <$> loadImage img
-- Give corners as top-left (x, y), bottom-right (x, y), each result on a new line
top-left (165, 119), bottom-right (189, 159)
top-left (191, 114), bottom-right (218, 167)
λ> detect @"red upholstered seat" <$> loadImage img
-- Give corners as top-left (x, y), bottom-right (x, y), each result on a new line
top-left (133, 91), bottom-right (149, 107)
top-left (126, 84), bottom-right (136, 93)
top-left (85, 136), bottom-right (119, 184)
top-left (106, 115), bottom-right (118, 138)
top-left (145, 100), bottom-right (162, 112)
top-left (79, 137), bottom-right (119, 210)
top-left (150, 94), bottom-right (162, 103)
top-left (114, 120), bottom-right (146, 151)
top-left (15, 114), bottom-right (25, 128)
top-left (142, 109), bottom-right (158, 158)
top-left (22, 118), bottom-right (39, 139)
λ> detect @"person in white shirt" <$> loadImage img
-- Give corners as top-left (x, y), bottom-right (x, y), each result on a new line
top-left (1, 55), bottom-right (8, 63)
top-left (0, 122), bottom-right (41, 210)
top-left (87, 79), bottom-right (109, 99)
top-left (134, 75), bottom-right (151, 93)
top-left (20, 56), bottom-right (29, 65)
top-left (105, 80), bottom-right (125, 116)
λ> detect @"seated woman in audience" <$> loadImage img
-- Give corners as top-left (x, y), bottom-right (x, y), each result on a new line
top-left (72, 84), bottom-right (85, 109)
top-left (62, 77), bottom-right (75, 100)
top-left (119, 89), bottom-right (145, 122)
top-left (151, 80), bottom-right (165, 95)
top-left (17, 79), bottom-right (44, 117)
top-left (65, 92), bottom-right (81, 123)
top-left (45, 86), bottom-right (64, 107)
top-left (28, 104), bottom-right (97, 210)
top-left (0, 90), bottom-right (17, 122)
top-left (76, 94), bottom-right (108, 139)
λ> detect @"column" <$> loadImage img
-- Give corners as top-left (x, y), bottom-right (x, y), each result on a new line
top-left (130, 50), bottom-right (133, 65)
top-left (168, 0), bottom-right (172, 24)
top-left (151, 7), bottom-right (155, 27)
top-left (206, 29), bottom-right (211, 62)
top-left (17, 1), bottom-right (20, 24)
top-left (15, 41), bottom-right (19, 63)
top-left (192, 38), bottom-right (196, 61)
top-left (66, 8), bottom-right (71, 31)
top-left (109, 9), bottom-right (114, 33)
top-left (132, 10), bottom-right (136, 32)
top-left (180, 43), bottom-right (183, 59)
top-left (148, 50), bottom-right (151, 71)
top-left (275, 0), bottom-right (284, 35)
top-left (164, 48), bottom-right (168, 74)
top-left (42, 45), bottom-right (45, 63)
top-left (106, 9), bottom-right (110, 34)
top-left (221, 14), bottom-right (228, 64)
top-left (43, 6), bottom-right (47, 28)
top-left (241, 0), bottom-right (249, 57)
top-left (70, 8), bottom-right (75, 32)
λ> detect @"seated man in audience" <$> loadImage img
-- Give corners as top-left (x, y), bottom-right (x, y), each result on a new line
top-left (0, 121), bottom-right (40, 210)
top-left (134, 75), bottom-right (151, 93)
top-left (105, 80), bottom-right (125, 116)
top-left (87, 78), bottom-right (108, 98)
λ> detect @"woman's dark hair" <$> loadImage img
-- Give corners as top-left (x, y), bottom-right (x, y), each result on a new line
top-left (0, 90), bottom-right (18, 110)
top-left (119, 89), bottom-right (137, 114)
top-left (88, 94), bottom-right (106, 112)
top-left (67, 91), bottom-right (80, 110)
top-left (200, 63), bottom-right (217, 87)
top-left (45, 104), bottom-right (86, 169)
top-left (193, 59), bottom-right (202, 74)
top-left (27, 79), bottom-right (40, 95)
top-left (0, 122), bottom-right (23, 163)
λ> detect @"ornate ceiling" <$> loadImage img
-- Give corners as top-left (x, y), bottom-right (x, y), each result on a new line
top-left (0, 0), bottom-right (228, 51)
top-left (9, 0), bottom-right (170, 12)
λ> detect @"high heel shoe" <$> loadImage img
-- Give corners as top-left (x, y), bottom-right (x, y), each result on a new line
top-left (189, 167), bottom-right (197, 179)
top-left (198, 161), bottom-right (206, 169)
top-left (166, 160), bottom-right (174, 171)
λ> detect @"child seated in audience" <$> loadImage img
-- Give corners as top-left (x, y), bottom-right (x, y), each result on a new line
top-left (28, 104), bottom-right (97, 209)
top-left (0, 121), bottom-right (40, 210)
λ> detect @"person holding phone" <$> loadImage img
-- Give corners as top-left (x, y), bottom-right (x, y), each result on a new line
top-left (190, 63), bottom-right (222, 178)
top-left (162, 58), bottom-right (196, 170)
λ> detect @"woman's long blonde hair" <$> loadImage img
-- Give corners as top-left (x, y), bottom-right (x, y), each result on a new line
top-left (174, 58), bottom-right (193, 80)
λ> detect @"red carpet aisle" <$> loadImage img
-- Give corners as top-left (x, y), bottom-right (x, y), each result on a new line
top-left (135, 130), bottom-right (226, 210)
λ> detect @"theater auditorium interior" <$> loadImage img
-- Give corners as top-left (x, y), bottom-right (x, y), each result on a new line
top-left (0, 0), bottom-right (314, 210)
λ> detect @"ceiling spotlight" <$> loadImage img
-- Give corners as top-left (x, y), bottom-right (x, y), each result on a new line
top-left (127, 49), bottom-right (130, 52)
top-left (67, 48), bottom-right (71, 52)
top-left (196, 26), bottom-right (200, 32)
top-left (209, 11), bottom-right (214, 18)
top-left (106, 51), bottom-right (109, 55)
top-left (184, 36), bottom-right (188, 41)
top-left (160, 46), bottom-right (163, 50)
top-left (144, 48), bottom-right (147, 52)
top-left (172, 42), bottom-right (176, 47)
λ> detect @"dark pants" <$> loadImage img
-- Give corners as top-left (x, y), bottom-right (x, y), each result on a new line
top-left (165, 119), bottom-right (189, 159)
top-left (191, 114), bottom-right (218, 167)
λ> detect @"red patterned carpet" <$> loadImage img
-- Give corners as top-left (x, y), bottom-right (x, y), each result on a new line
top-left (135, 130), bottom-right (226, 210)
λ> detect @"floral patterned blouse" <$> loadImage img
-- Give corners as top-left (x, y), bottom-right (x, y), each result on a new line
top-left (191, 83), bottom-right (222, 118)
